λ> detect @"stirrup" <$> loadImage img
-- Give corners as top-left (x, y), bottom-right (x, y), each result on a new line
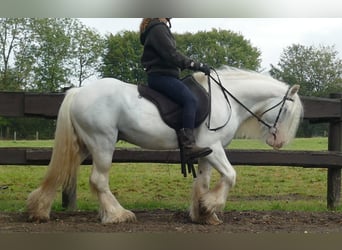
top-left (179, 145), bottom-right (197, 178)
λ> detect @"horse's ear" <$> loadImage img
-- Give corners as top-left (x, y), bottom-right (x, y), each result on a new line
top-left (289, 84), bottom-right (300, 96)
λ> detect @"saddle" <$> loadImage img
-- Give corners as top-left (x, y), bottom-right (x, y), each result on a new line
top-left (137, 75), bottom-right (210, 130)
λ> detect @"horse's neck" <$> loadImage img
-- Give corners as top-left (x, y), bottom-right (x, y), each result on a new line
top-left (197, 72), bottom-right (284, 110)
top-left (196, 70), bottom-right (287, 124)
top-left (228, 82), bottom-right (284, 114)
top-left (226, 83), bottom-right (278, 139)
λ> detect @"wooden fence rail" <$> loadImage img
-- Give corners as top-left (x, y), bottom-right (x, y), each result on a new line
top-left (0, 91), bottom-right (341, 210)
top-left (1, 147), bottom-right (342, 168)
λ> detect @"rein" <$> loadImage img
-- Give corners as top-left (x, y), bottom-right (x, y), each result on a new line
top-left (206, 69), bottom-right (231, 131)
top-left (206, 68), bottom-right (293, 138)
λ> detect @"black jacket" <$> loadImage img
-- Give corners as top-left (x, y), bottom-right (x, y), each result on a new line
top-left (140, 20), bottom-right (192, 78)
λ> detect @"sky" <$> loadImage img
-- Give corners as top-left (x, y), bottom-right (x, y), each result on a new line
top-left (80, 18), bottom-right (342, 72)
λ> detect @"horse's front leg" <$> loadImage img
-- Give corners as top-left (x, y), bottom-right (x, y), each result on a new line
top-left (191, 143), bottom-right (236, 225)
top-left (190, 157), bottom-right (214, 223)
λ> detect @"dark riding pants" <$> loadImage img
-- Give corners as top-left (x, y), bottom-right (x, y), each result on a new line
top-left (147, 74), bottom-right (198, 129)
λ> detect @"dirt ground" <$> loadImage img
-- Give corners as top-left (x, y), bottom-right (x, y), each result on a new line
top-left (1, 210), bottom-right (342, 233)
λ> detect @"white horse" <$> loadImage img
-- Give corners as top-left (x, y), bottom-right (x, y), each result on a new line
top-left (27, 66), bottom-right (303, 225)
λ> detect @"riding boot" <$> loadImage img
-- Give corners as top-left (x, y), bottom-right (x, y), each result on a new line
top-left (177, 128), bottom-right (212, 160)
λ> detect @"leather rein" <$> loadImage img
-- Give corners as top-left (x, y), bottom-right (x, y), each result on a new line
top-left (206, 68), bottom-right (294, 139)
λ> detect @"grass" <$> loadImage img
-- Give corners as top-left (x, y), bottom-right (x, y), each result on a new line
top-left (228, 137), bottom-right (328, 151)
top-left (0, 137), bottom-right (338, 212)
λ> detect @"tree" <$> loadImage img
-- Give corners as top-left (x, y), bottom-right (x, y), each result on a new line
top-left (101, 29), bottom-right (261, 83)
top-left (68, 20), bottom-right (105, 87)
top-left (1, 18), bottom-right (106, 139)
top-left (23, 18), bottom-right (74, 92)
top-left (270, 44), bottom-right (342, 137)
top-left (270, 44), bottom-right (342, 97)
top-left (101, 31), bottom-right (145, 83)
top-left (12, 18), bottom-right (105, 91)
top-left (0, 18), bottom-right (29, 90)
top-left (176, 29), bottom-right (261, 71)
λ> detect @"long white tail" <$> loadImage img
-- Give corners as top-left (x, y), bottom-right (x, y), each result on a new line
top-left (27, 88), bottom-right (82, 221)
top-left (46, 88), bottom-right (82, 190)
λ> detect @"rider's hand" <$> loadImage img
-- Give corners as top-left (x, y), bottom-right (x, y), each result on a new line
top-left (198, 63), bottom-right (211, 75)
top-left (189, 61), bottom-right (211, 75)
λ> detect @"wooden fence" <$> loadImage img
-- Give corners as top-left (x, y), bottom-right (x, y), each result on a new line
top-left (0, 91), bottom-right (341, 210)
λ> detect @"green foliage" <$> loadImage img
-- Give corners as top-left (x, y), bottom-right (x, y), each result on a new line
top-left (27, 18), bottom-right (73, 91)
top-left (0, 18), bottom-right (105, 139)
top-left (0, 18), bottom-right (29, 91)
top-left (68, 20), bottom-right (105, 87)
top-left (0, 18), bottom-right (105, 91)
top-left (101, 28), bottom-right (261, 83)
top-left (270, 44), bottom-right (342, 97)
top-left (270, 44), bottom-right (342, 137)
top-left (2, 118), bottom-right (55, 139)
top-left (176, 29), bottom-right (261, 71)
top-left (101, 31), bottom-right (145, 83)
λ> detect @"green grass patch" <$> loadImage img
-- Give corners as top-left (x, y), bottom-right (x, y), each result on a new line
top-left (0, 137), bottom-right (328, 150)
top-left (0, 139), bottom-right (54, 148)
top-left (228, 137), bottom-right (328, 151)
top-left (0, 137), bottom-right (339, 212)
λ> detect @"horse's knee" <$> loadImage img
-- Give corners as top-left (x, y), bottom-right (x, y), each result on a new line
top-left (89, 169), bottom-right (109, 194)
top-left (223, 168), bottom-right (236, 188)
top-left (230, 169), bottom-right (237, 187)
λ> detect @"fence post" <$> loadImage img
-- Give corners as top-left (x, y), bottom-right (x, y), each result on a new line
top-left (327, 93), bottom-right (342, 210)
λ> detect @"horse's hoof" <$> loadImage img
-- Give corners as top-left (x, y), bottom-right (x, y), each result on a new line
top-left (204, 213), bottom-right (223, 225)
top-left (27, 214), bottom-right (49, 223)
top-left (101, 209), bottom-right (137, 224)
top-left (195, 212), bottom-right (223, 225)
top-left (120, 210), bottom-right (137, 223)
top-left (198, 198), bottom-right (215, 217)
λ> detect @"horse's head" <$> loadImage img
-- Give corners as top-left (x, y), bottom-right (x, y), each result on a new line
top-left (198, 67), bottom-right (303, 150)
top-left (260, 84), bottom-right (303, 150)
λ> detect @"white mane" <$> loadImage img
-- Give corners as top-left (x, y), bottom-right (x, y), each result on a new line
top-left (194, 66), bottom-right (286, 86)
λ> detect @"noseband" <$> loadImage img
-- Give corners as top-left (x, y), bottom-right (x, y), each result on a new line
top-left (258, 86), bottom-right (294, 138)
top-left (207, 69), bottom-right (294, 139)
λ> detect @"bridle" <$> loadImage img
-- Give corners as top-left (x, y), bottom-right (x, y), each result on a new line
top-left (206, 68), bottom-right (294, 140)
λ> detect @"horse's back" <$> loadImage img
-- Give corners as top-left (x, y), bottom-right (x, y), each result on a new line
top-left (69, 78), bottom-right (134, 130)
top-left (78, 78), bottom-right (135, 99)
top-left (71, 78), bottom-right (134, 112)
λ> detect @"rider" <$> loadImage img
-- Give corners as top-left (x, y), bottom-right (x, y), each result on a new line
top-left (139, 18), bottom-right (212, 160)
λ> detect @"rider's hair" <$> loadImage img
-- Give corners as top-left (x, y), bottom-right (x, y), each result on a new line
top-left (139, 18), bottom-right (170, 34)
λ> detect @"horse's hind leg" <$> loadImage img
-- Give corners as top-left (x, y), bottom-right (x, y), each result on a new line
top-left (89, 139), bottom-right (136, 224)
